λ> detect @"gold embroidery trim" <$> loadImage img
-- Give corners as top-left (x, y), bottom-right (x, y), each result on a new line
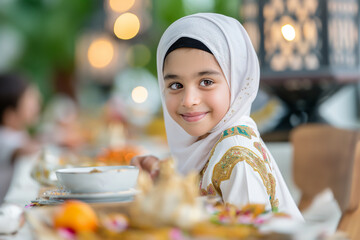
top-left (222, 126), bottom-right (257, 139)
top-left (211, 146), bottom-right (279, 211)
top-left (208, 125), bottom-right (258, 164)
top-left (254, 142), bottom-right (272, 170)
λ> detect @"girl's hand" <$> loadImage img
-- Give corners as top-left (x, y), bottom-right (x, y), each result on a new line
top-left (130, 155), bottom-right (160, 180)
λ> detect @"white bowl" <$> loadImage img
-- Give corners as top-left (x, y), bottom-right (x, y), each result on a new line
top-left (55, 166), bottom-right (139, 193)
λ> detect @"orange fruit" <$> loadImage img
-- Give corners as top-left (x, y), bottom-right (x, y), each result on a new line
top-left (53, 200), bottom-right (98, 232)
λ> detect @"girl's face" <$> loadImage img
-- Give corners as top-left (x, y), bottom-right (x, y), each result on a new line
top-left (163, 48), bottom-right (230, 138)
top-left (17, 86), bottom-right (41, 127)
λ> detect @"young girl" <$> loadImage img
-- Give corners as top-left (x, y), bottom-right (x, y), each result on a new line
top-left (0, 73), bottom-right (41, 204)
top-left (132, 13), bottom-right (303, 220)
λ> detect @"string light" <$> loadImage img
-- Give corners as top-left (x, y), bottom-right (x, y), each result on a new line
top-left (281, 24), bottom-right (296, 41)
top-left (88, 38), bottom-right (114, 68)
top-left (131, 86), bottom-right (148, 103)
top-left (109, 0), bottom-right (135, 13)
top-left (114, 13), bottom-right (140, 40)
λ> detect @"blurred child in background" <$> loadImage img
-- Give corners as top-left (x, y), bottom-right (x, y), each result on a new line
top-left (0, 73), bottom-right (41, 204)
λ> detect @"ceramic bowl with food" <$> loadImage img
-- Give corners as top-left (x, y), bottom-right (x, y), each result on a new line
top-left (55, 166), bottom-right (139, 193)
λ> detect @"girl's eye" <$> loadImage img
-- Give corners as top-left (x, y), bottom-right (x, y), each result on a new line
top-left (200, 79), bottom-right (214, 87)
top-left (169, 82), bottom-right (183, 90)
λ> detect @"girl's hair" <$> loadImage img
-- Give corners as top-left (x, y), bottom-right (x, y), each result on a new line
top-left (0, 73), bottom-right (29, 125)
top-left (164, 37), bottom-right (212, 60)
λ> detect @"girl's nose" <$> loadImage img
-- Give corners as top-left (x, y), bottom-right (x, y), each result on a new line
top-left (181, 88), bottom-right (200, 108)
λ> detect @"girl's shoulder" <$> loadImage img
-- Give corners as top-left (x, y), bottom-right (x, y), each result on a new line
top-left (200, 125), bottom-right (277, 209)
top-left (210, 125), bottom-right (261, 155)
top-left (202, 125), bottom-right (271, 179)
top-left (203, 124), bottom-right (270, 177)
top-left (219, 125), bottom-right (259, 141)
top-left (205, 124), bottom-right (273, 179)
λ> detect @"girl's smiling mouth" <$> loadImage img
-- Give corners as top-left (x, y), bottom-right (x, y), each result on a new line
top-left (180, 112), bottom-right (208, 122)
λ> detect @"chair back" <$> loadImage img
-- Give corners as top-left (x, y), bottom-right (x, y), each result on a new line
top-left (337, 141), bottom-right (360, 238)
top-left (290, 123), bottom-right (359, 212)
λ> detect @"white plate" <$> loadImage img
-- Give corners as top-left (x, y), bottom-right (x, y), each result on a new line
top-left (43, 188), bottom-right (139, 203)
top-left (56, 166), bottom-right (139, 193)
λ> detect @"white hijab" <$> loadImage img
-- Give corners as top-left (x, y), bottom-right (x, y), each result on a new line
top-left (156, 13), bottom-right (260, 174)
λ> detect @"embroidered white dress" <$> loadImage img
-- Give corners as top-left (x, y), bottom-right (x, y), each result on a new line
top-left (200, 125), bottom-right (303, 221)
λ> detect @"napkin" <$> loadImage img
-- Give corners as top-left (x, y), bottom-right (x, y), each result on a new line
top-left (295, 188), bottom-right (343, 240)
top-left (260, 188), bottom-right (343, 240)
top-left (301, 188), bottom-right (342, 231)
top-left (0, 203), bottom-right (24, 234)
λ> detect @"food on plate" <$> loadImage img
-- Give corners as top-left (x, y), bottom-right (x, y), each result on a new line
top-left (129, 159), bottom-right (207, 229)
top-left (100, 213), bottom-right (129, 233)
top-left (96, 146), bottom-right (141, 165)
top-left (53, 200), bottom-right (98, 232)
top-left (89, 168), bottom-right (102, 173)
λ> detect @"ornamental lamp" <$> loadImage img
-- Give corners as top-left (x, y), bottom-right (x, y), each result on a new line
top-left (242, 0), bottom-right (360, 131)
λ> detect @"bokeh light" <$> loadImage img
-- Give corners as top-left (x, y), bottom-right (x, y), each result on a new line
top-left (112, 69), bottom-right (161, 127)
top-left (281, 24), bottom-right (296, 41)
top-left (126, 44), bottom-right (151, 67)
top-left (114, 13), bottom-right (140, 40)
top-left (131, 86), bottom-right (148, 103)
top-left (109, 0), bottom-right (135, 13)
top-left (87, 38), bottom-right (114, 68)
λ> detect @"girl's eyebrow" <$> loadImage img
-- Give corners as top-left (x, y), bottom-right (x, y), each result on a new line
top-left (164, 70), bottom-right (221, 81)
top-left (197, 70), bottom-right (221, 77)
top-left (164, 74), bottom-right (179, 81)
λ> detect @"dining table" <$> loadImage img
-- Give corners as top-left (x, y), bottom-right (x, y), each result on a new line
top-left (0, 142), bottom-right (344, 240)
top-left (0, 136), bottom-right (169, 240)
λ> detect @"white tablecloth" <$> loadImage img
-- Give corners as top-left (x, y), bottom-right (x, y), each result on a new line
top-left (1, 154), bottom-right (39, 240)
top-left (4, 155), bottom-right (40, 206)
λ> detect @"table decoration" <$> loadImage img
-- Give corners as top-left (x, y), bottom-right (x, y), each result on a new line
top-left (26, 160), bottom-right (294, 240)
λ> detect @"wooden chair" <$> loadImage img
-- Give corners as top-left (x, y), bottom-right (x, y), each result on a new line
top-left (336, 141), bottom-right (360, 239)
top-left (290, 124), bottom-right (360, 239)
